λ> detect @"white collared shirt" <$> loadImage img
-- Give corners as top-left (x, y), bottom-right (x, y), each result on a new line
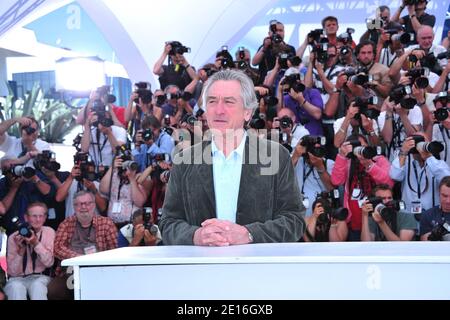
top-left (211, 131), bottom-right (247, 223)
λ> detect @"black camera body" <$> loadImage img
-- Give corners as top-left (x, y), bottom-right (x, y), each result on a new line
top-left (11, 216), bottom-right (33, 238)
top-left (279, 116), bottom-right (293, 129)
top-left (389, 85), bottom-right (416, 109)
top-left (92, 100), bottom-right (113, 127)
top-left (34, 150), bottom-right (60, 172)
top-left (116, 145), bottom-right (138, 175)
top-left (406, 67), bottom-right (429, 89)
top-left (143, 208), bottom-right (158, 236)
top-left (315, 191), bottom-right (348, 225)
top-left (300, 135), bottom-right (326, 158)
top-left (22, 126), bottom-right (36, 135)
top-left (168, 41), bottom-right (190, 55)
top-left (281, 73), bottom-right (305, 94)
top-left (134, 82), bottom-right (152, 104)
top-left (255, 90), bottom-right (278, 107)
top-left (433, 92), bottom-right (449, 122)
top-left (308, 29), bottom-right (326, 45)
top-left (409, 52), bottom-right (441, 75)
top-left (354, 96), bottom-right (380, 119)
top-left (142, 128), bottom-right (154, 141)
top-left (428, 221), bottom-right (450, 241)
top-left (73, 152), bottom-right (96, 182)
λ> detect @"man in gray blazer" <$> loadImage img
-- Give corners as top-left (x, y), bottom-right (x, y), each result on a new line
top-left (160, 69), bottom-right (305, 246)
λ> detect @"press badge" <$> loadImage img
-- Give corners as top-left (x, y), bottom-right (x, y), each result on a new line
top-left (351, 188), bottom-right (362, 200)
top-left (112, 202), bottom-right (122, 214)
top-left (411, 201), bottom-right (422, 214)
top-left (302, 197), bottom-right (310, 209)
top-left (83, 245), bottom-right (97, 255)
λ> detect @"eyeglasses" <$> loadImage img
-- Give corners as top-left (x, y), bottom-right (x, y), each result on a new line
top-left (74, 201), bottom-right (95, 208)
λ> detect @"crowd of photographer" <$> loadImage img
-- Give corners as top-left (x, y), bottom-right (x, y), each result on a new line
top-left (1, 0), bottom-right (450, 299)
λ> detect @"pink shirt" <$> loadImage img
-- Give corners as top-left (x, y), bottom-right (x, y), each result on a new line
top-left (7, 226), bottom-right (55, 277)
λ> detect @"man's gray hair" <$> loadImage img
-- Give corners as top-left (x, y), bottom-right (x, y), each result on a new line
top-left (73, 190), bottom-right (95, 202)
top-left (202, 69), bottom-right (258, 111)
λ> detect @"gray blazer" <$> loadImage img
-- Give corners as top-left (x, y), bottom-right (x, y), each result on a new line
top-left (159, 134), bottom-right (306, 245)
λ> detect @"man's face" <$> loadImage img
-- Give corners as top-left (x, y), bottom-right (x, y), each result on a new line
top-left (270, 23), bottom-right (285, 40)
top-left (21, 122), bottom-right (39, 145)
top-left (375, 189), bottom-right (393, 205)
top-left (417, 28), bottom-right (434, 50)
top-left (277, 109), bottom-right (295, 125)
top-left (25, 206), bottom-right (47, 231)
top-left (415, 0), bottom-right (427, 12)
top-left (205, 80), bottom-right (253, 135)
top-left (440, 185), bottom-right (450, 212)
top-left (324, 20), bottom-right (338, 36)
top-left (357, 44), bottom-right (374, 66)
top-left (74, 193), bottom-right (96, 223)
top-left (380, 9), bottom-right (390, 24)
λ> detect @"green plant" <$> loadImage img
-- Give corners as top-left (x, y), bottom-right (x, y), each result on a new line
top-left (0, 82), bottom-right (79, 143)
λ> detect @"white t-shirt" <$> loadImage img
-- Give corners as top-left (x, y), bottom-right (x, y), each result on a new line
top-left (0, 134), bottom-right (50, 166)
top-left (87, 125), bottom-right (127, 167)
top-left (291, 124), bottom-right (310, 149)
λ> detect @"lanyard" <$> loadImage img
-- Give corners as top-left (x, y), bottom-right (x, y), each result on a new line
top-left (439, 125), bottom-right (449, 162)
top-left (22, 231), bottom-right (43, 275)
top-left (301, 159), bottom-right (324, 194)
top-left (409, 159), bottom-right (428, 198)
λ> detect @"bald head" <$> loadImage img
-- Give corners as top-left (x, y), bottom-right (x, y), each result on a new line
top-left (417, 25), bottom-right (434, 50)
top-left (277, 108), bottom-right (296, 123)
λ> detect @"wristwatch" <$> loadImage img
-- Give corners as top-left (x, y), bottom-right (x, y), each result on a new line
top-left (248, 231), bottom-right (254, 243)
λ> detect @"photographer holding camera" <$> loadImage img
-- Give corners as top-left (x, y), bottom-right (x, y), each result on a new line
top-left (153, 41), bottom-right (196, 91)
top-left (0, 158), bottom-right (53, 236)
top-left (379, 92), bottom-right (424, 160)
top-left (430, 92), bottom-right (450, 165)
top-left (389, 133), bottom-right (450, 215)
top-left (118, 208), bottom-right (161, 247)
top-left (361, 184), bottom-right (416, 241)
top-left (389, 26), bottom-right (447, 85)
top-left (100, 148), bottom-right (149, 228)
top-left (125, 83), bottom-right (153, 134)
top-left (292, 135), bottom-right (335, 217)
top-left (132, 115), bottom-right (175, 172)
top-left (252, 20), bottom-right (296, 81)
top-left (76, 88), bottom-right (126, 128)
top-left (352, 41), bottom-right (393, 99)
top-left (331, 134), bottom-right (394, 240)
top-left (55, 154), bottom-right (107, 218)
top-left (278, 68), bottom-right (324, 136)
top-left (303, 196), bottom-right (348, 242)
top-left (392, 0), bottom-right (435, 45)
top-left (420, 176), bottom-right (450, 240)
top-left (80, 100), bottom-right (127, 172)
top-left (272, 108), bottom-right (309, 152)
top-left (3, 202), bottom-right (54, 300)
top-left (0, 116), bottom-right (50, 166)
top-left (333, 101), bottom-right (381, 149)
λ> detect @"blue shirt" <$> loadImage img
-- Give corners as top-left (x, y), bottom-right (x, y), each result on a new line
top-left (211, 132), bottom-right (247, 223)
top-left (132, 131), bottom-right (175, 171)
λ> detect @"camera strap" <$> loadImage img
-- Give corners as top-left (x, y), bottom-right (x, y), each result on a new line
top-left (18, 142), bottom-right (28, 158)
top-left (301, 160), bottom-right (314, 194)
top-left (387, 117), bottom-right (404, 158)
top-left (22, 231), bottom-right (43, 275)
top-left (90, 128), bottom-right (108, 166)
top-left (439, 125), bottom-right (449, 162)
top-left (407, 157), bottom-right (429, 198)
